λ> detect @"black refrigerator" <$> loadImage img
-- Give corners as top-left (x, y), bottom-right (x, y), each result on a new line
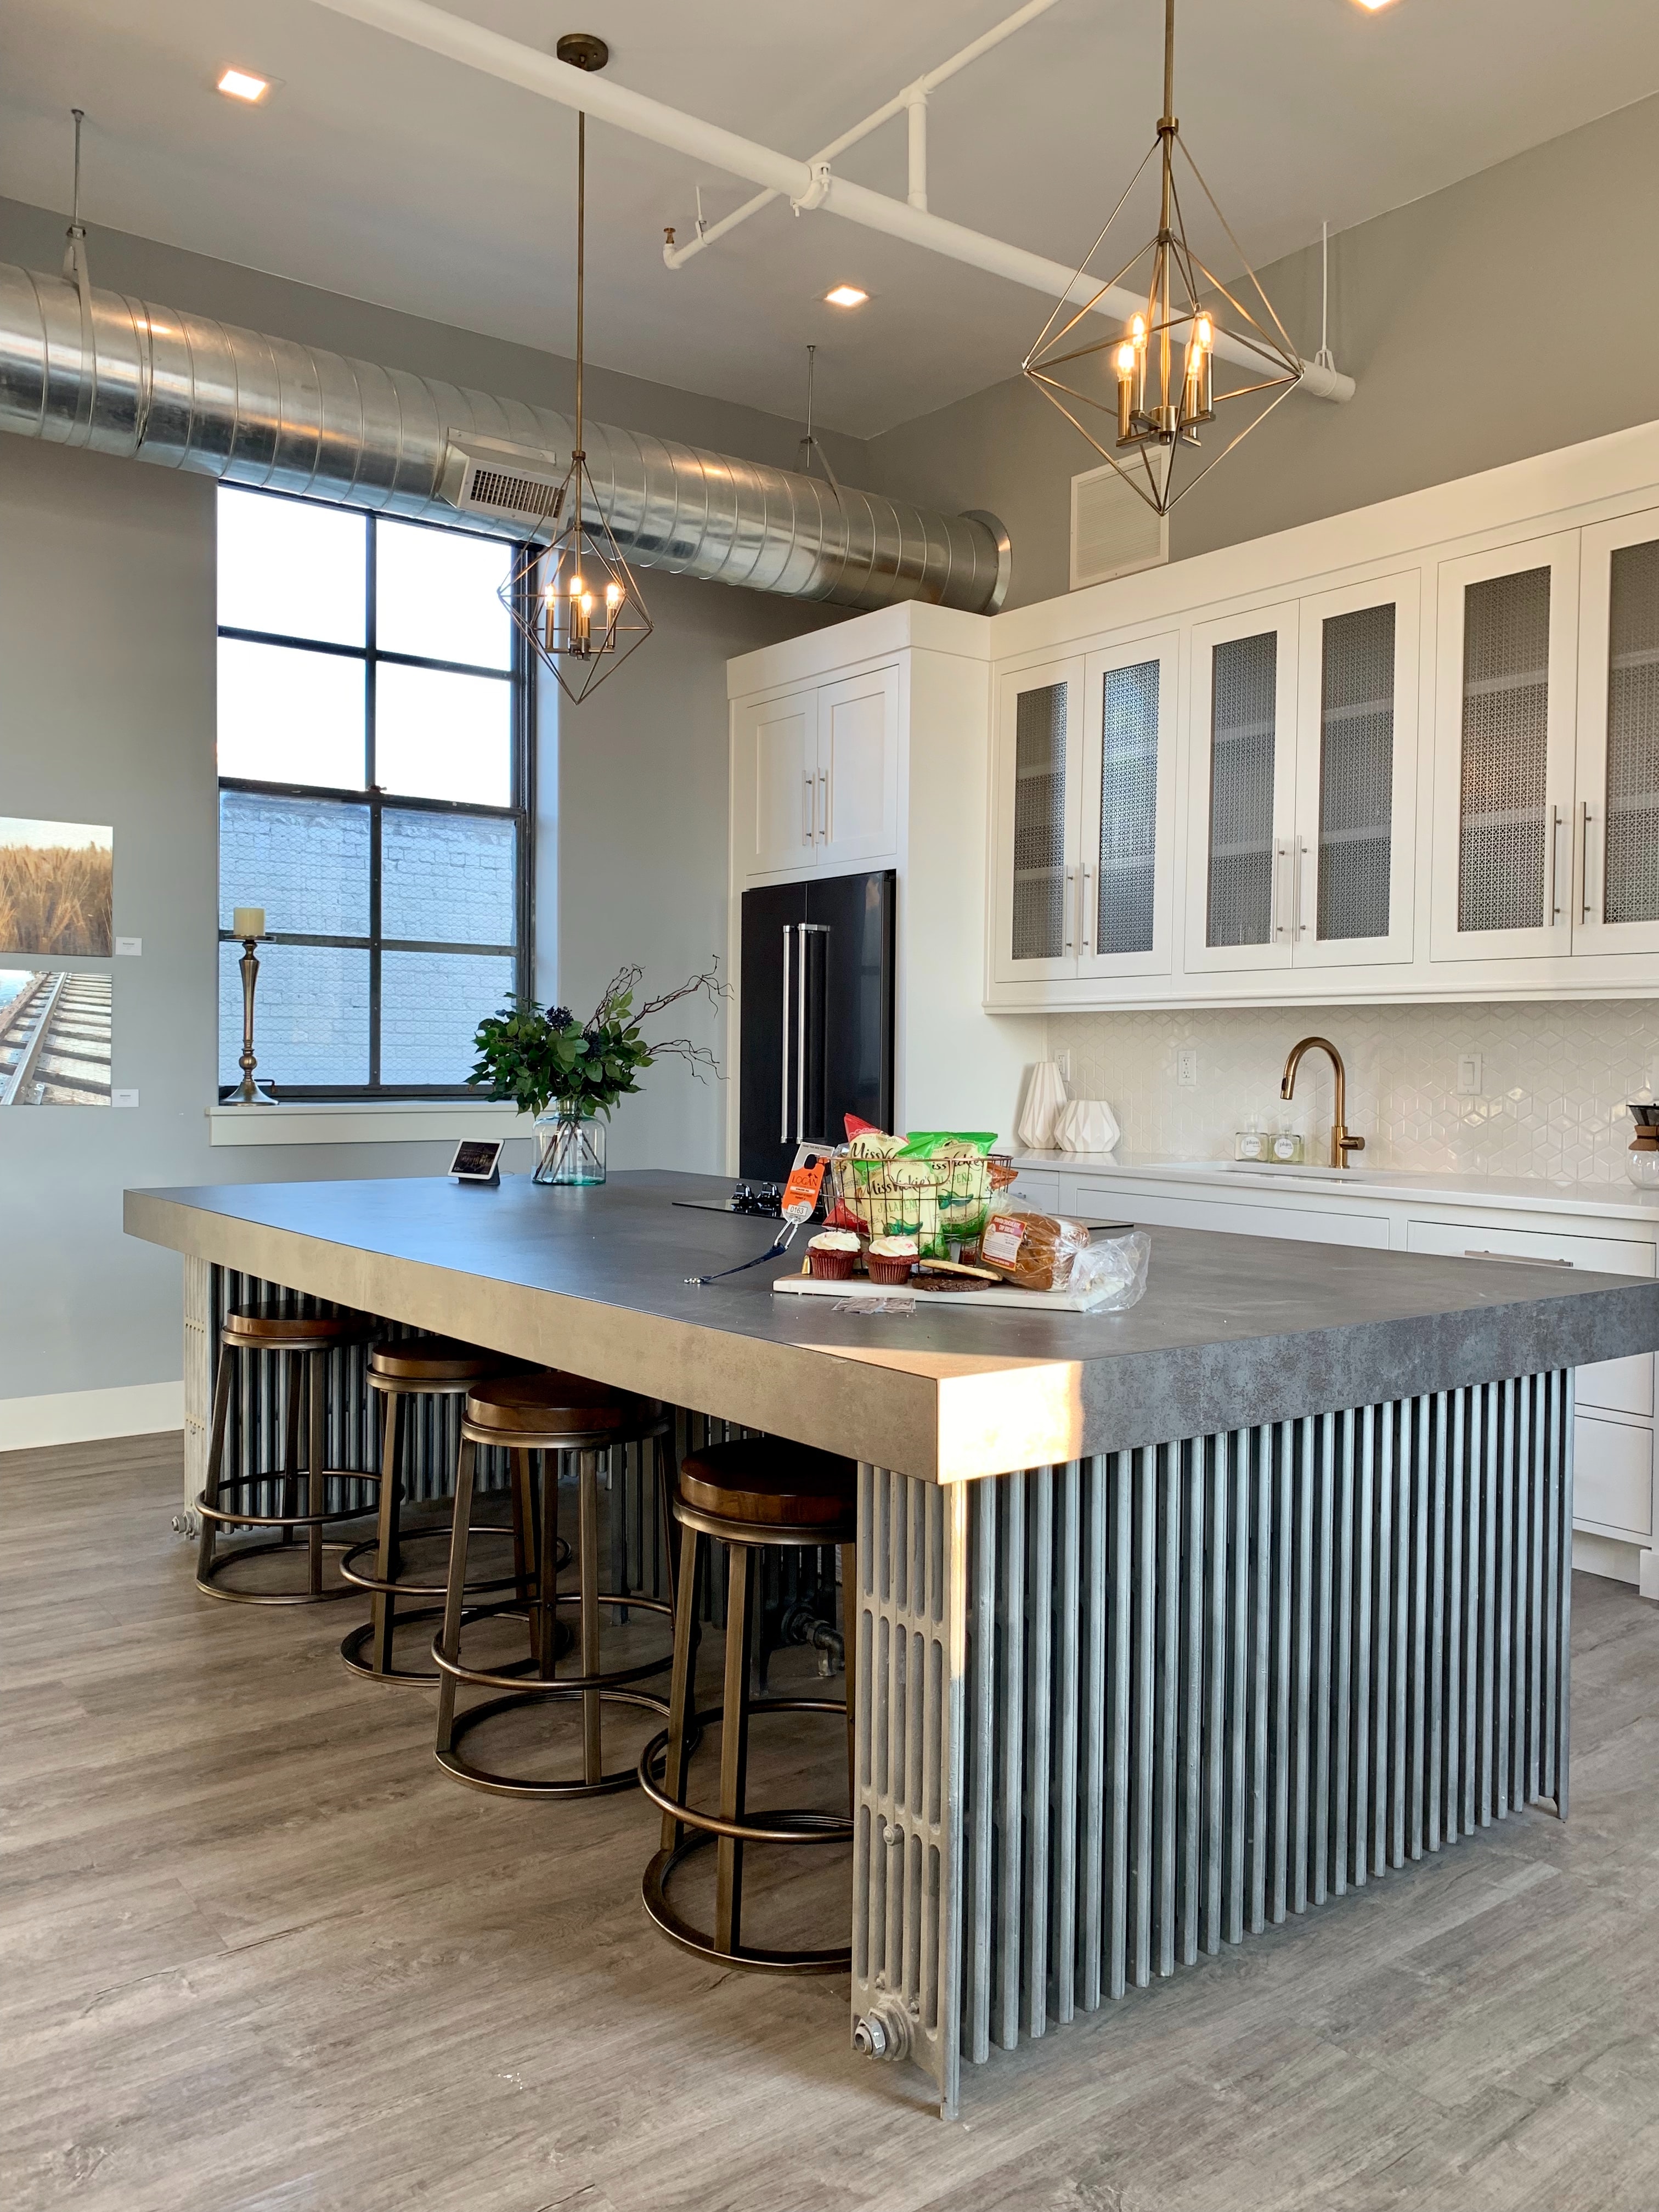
top-left (739, 869), bottom-right (896, 1183)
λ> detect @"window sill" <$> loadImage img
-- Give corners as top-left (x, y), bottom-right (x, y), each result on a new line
top-left (206, 1100), bottom-right (530, 1148)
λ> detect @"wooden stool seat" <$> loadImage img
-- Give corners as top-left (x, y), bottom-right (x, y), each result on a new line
top-left (222, 1307), bottom-right (362, 1352)
top-left (340, 1338), bottom-right (533, 1686)
top-left (196, 1305), bottom-right (376, 1605)
top-left (464, 1371), bottom-right (653, 1437)
top-left (640, 1438), bottom-right (857, 1975)
top-left (678, 1439), bottom-right (856, 1527)
top-left (366, 1338), bottom-right (511, 1385)
top-left (432, 1376), bottom-right (675, 1798)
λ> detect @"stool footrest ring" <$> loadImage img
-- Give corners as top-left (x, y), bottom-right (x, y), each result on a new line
top-left (195, 1474), bottom-right (379, 1534)
top-left (638, 1703), bottom-right (854, 1846)
top-left (437, 1685), bottom-right (673, 1799)
top-left (642, 1830), bottom-right (852, 1975)
top-left (340, 1607), bottom-right (546, 1688)
top-left (196, 1538), bottom-right (358, 1605)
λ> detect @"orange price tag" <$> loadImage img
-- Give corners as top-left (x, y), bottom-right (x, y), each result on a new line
top-left (781, 1158), bottom-right (827, 1216)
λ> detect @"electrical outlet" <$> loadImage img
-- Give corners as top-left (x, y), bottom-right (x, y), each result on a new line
top-left (1177, 1048), bottom-right (1198, 1088)
top-left (1054, 1049), bottom-right (1071, 1084)
top-left (1456, 1053), bottom-right (1483, 1097)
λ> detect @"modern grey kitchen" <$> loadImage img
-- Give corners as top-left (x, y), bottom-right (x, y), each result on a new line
top-left (3, 5), bottom-right (1658, 2209)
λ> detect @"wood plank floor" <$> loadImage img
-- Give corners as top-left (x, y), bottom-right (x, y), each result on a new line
top-left (3, 1434), bottom-right (1657, 2212)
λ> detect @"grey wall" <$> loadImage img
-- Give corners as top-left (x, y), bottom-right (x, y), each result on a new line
top-left (0, 199), bottom-right (850, 1419)
top-left (867, 93), bottom-right (1659, 607)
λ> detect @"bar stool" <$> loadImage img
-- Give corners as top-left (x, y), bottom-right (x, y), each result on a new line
top-left (340, 1337), bottom-right (550, 1686)
top-left (432, 1371), bottom-right (676, 1797)
top-left (196, 1306), bottom-right (376, 1604)
top-left (639, 1436), bottom-right (857, 1974)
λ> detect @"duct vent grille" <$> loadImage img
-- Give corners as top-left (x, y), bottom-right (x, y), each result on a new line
top-left (441, 434), bottom-right (567, 529)
top-left (1070, 461), bottom-right (1167, 591)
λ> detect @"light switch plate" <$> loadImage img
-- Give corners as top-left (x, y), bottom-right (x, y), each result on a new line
top-left (115, 936), bottom-right (142, 956)
top-left (112, 1088), bottom-right (139, 1108)
top-left (1176, 1048), bottom-right (1198, 1088)
top-left (1457, 1053), bottom-right (1483, 1096)
top-left (1054, 1049), bottom-right (1071, 1084)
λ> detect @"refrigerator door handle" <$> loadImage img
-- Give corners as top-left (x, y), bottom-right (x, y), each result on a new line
top-left (796, 925), bottom-right (810, 1142)
top-left (780, 924), bottom-right (793, 1141)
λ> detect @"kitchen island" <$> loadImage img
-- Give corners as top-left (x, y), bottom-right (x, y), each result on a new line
top-left (127, 1170), bottom-right (1659, 2116)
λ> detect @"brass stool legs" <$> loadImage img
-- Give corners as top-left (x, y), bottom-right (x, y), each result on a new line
top-left (338, 1381), bottom-right (551, 1686)
top-left (640, 1505), bottom-right (856, 1974)
top-left (432, 1424), bottom-right (676, 1798)
top-left (195, 1337), bottom-right (375, 1605)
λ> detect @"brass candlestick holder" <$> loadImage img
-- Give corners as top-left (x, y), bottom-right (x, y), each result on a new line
top-left (228, 913), bottom-right (277, 1105)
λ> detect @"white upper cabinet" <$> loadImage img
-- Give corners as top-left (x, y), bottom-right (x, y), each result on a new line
top-left (733, 662), bottom-right (899, 879)
top-left (1430, 532), bottom-right (1581, 962)
top-left (991, 657), bottom-right (1085, 984)
top-left (1289, 573), bottom-right (1419, 970)
top-left (1184, 605), bottom-right (1300, 973)
top-left (1572, 509), bottom-right (1659, 957)
top-left (817, 664), bottom-right (900, 868)
top-left (1077, 633), bottom-right (1181, 979)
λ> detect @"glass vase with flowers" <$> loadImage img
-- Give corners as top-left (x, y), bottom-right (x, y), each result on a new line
top-left (469, 962), bottom-right (725, 1186)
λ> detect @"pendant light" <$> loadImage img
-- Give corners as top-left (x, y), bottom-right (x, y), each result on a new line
top-left (501, 33), bottom-right (651, 704)
top-left (1022, 0), bottom-right (1304, 517)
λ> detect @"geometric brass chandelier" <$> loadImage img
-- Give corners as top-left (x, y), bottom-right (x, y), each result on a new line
top-left (500, 32), bottom-right (651, 705)
top-left (1022, 0), bottom-right (1304, 518)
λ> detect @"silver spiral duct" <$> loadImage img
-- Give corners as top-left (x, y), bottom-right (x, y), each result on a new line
top-left (0, 259), bottom-right (1011, 614)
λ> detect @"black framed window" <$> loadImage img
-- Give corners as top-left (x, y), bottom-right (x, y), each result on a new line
top-left (215, 486), bottom-right (533, 1098)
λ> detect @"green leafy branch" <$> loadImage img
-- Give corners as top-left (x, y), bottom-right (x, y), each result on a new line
top-left (468, 959), bottom-right (727, 1121)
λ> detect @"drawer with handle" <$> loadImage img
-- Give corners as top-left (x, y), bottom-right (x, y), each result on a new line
top-left (1405, 1218), bottom-right (1656, 1418)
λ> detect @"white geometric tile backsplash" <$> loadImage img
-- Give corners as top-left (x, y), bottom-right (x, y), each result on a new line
top-left (1046, 1001), bottom-right (1659, 1184)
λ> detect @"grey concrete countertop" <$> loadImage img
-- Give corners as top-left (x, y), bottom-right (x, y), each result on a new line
top-left (126, 1170), bottom-right (1659, 1482)
top-left (1008, 1150), bottom-right (1659, 1225)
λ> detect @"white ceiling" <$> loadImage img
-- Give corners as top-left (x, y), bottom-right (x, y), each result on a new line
top-left (2, 0), bottom-right (1657, 438)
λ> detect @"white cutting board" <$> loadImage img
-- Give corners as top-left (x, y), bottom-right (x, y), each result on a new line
top-left (772, 1272), bottom-right (1118, 1314)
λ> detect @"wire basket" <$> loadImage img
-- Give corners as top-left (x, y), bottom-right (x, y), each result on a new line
top-left (824, 1149), bottom-right (1016, 1259)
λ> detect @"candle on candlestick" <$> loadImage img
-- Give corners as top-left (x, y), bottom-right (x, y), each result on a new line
top-left (232, 906), bottom-right (265, 939)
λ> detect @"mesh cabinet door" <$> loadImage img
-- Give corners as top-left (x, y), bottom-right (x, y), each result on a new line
top-left (1077, 634), bottom-right (1180, 979)
top-left (1430, 533), bottom-right (1579, 964)
top-left (992, 660), bottom-right (1084, 987)
top-left (1573, 511), bottom-right (1659, 958)
top-left (1184, 607), bottom-right (1299, 973)
top-left (1290, 573), bottom-right (1419, 971)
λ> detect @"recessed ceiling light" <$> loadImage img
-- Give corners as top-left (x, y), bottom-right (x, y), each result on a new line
top-left (1353, 1), bottom-right (1398, 11)
top-left (823, 284), bottom-right (869, 309)
top-left (217, 67), bottom-right (272, 103)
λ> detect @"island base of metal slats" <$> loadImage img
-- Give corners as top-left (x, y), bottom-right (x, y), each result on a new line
top-left (851, 1374), bottom-right (1574, 2119)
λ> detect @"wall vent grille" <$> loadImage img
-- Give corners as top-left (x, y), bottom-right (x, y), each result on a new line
top-left (1071, 462), bottom-right (1168, 591)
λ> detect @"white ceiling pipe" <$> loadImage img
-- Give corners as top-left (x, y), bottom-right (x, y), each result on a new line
top-left (666, 0), bottom-right (1060, 263)
top-left (305, 0), bottom-right (1355, 403)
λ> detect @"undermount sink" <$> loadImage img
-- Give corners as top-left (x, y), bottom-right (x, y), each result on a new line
top-left (1207, 1160), bottom-right (1398, 1184)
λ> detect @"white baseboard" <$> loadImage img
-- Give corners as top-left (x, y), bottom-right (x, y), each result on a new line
top-left (1572, 1527), bottom-right (1641, 1587)
top-left (0, 1379), bottom-right (185, 1452)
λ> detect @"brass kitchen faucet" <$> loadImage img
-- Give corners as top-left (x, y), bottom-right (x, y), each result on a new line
top-left (1282, 1036), bottom-right (1367, 1170)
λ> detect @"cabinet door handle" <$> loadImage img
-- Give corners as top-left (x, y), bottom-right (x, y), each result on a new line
top-left (1579, 800), bottom-right (1593, 924)
top-left (803, 770), bottom-right (815, 845)
top-left (1080, 863), bottom-right (1093, 954)
top-left (1296, 834), bottom-right (1310, 939)
top-left (819, 768), bottom-right (828, 844)
top-left (780, 926), bottom-right (793, 1140)
top-left (1064, 866), bottom-right (1076, 953)
top-left (1463, 1249), bottom-right (1573, 1267)
top-left (1548, 804), bottom-right (1563, 923)
top-left (1272, 841), bottom-right (1291, 941)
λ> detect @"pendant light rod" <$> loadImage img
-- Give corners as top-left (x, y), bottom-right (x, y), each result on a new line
top-left (575, 109), bottom-right (585, 458)
top-left (303, 0), bottom-right (1353, 402)
top-left (1162, 0), bottom-right (1175, 127)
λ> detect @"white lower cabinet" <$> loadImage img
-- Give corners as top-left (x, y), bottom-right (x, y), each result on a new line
top-left (1075, 1180), bottom-right (1391, 1249)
